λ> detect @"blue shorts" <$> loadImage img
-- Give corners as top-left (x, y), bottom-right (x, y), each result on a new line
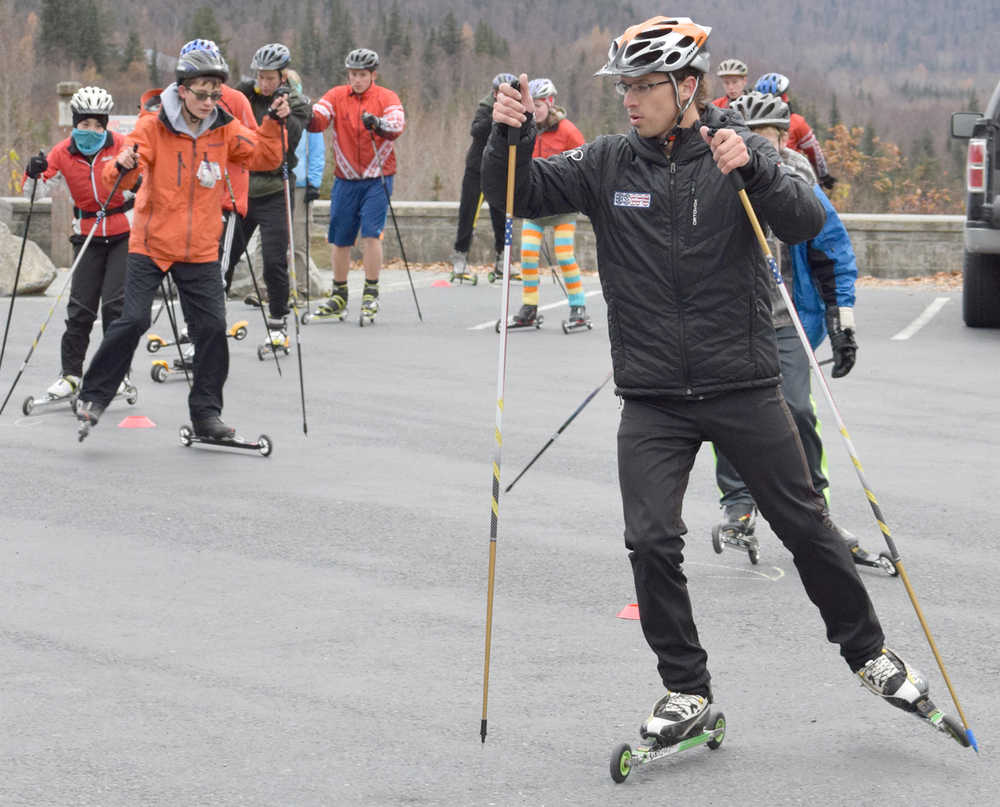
top-left (328, 176), bottom-right (393, 246)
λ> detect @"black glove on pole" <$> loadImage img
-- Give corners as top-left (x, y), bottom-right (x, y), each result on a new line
top-left (825, 308), bottom-right (857, 377)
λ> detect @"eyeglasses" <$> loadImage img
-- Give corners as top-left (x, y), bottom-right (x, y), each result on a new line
top-left (614, 79), bottom-right (672, 97)
top-left (186, 89), bottom-right (223, 102)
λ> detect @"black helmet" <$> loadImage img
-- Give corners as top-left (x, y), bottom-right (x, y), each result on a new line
top-left (345, 48), bottom-right (379, 70)
top-left (250, 43), bottom-right (291, 72)
top-left (176, 39), bottom-right (229, 83)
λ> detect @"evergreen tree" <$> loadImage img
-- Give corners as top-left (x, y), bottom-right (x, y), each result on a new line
top-left (188, 6), bottom-right (228, 61)
top-left (39, 0), bottom-right (73, 60)
top-left (325, 0), bottom-right (354, 75)
top-left (829, 92), bottom-right (840, 127)
top-left (861, 122), bottom-right (877, 156)
top-left (400, 19), bottom-right (412, 60)
top-left (121, 30), bottom-right (143, 71)
top-left (298, 0), bottom-right (318, 76)
top-left (74, 0), bottom-right (106, 72)
top-left (384, 0), bottom-right (403, 61)
top-left (269, 6), bottom-right (282, 43)
top-left (438, 11), bottom-right (461, 57)
top-left (149, 42), bottom-right (161, 86)
top-left (422, 28), bottom-right (437, 70)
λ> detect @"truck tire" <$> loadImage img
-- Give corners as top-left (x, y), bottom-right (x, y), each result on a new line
top-left (963, 251), bottom-right (1000, 327)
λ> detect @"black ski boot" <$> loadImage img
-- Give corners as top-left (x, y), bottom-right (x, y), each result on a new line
top-left (192, 415), bottom-right (236, 440)
top-left (562, 304), bottom-right (593, 334)
top-left (496, 303), bottom-right (543, 333)
top-left (711, 503), bottom-right (761, 564)
top-left (76, 399), bottom-right (106, 442)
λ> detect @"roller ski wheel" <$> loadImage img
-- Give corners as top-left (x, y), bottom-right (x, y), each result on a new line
top-left (359, 296), bottom-right (379, 327)
top-left (257, 343), bottom-right (289, 361)
top-left (228, 320), bottom-right (249, 341)
top-left (449, 270), bottom-right (478, 286)
top-left (257, 321), bottom-right (290, 361)
top-left (845, 531), bottom-right (898, 576)
top-left (151, 361), bottom-right (169, 383)
top-left (21, 396), bottom-right (35, 416)
top-left (179, 422), bottom-right (273, 457)
top-left (712, 506), bottom-right (760, 564)
top-left (610, 709), bottom-right (726, 783)
top-left (305, 296), bottom-right (348, 324)
top-left (20, 391), bottom-right (77, 417)
top-left (146, 334), bottom-right (166, 353)
top-left (561, 305), bottom-right (593, 334)
top-left (496, 304), bottom-right (543, 333)
top-left (488, 269), bottom-right (522, 284)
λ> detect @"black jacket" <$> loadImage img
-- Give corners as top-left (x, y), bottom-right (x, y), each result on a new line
top-left (482, 105), bottom-right (825, 399)
top-left (463, 93), bottom-right (494, 175)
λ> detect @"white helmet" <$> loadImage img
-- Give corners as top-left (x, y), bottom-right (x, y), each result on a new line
top-left (716, 58), bottom-right (748, 77)
top-left (528, 78), bottom-right (557, 100)
top-left (595, 16), bottom-right (711, 78)
top-left (70, 86), bottom-right (114, 117)
top-left (730, 91), bottom-right (790, 130)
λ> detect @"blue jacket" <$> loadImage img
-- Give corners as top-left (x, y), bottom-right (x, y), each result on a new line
top-left (294, 130), bottom-right (325, 189)
top-left (790, 185), bottom-right (858, 349)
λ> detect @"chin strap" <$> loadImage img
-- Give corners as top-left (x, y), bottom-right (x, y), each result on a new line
top-left (657, 73), bottom-right (702, 149)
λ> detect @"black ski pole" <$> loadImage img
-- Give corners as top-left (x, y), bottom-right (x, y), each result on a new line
top-left (223, 174), bottom-right (282, 377)
top-left (0, 154), bottom-right (43, 375)
top-left (160, 274), bottom-right (192, 388)
top-left (279, 119), bottom-right (308, 435)
top-left (0, 150), bottom-right (134, 415)
top-left (368, 129), bottom-right (422, 321)
top-left (505, 370), bottom-right (612, 493)
top-left (540, 238), bottom-right (569, 300)
top-left (728, 166), bottom-right (978, 752)
top-left (481, 78), bottom-right (522, 744)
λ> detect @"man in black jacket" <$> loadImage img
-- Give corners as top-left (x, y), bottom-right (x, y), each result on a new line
top-left (485, 16), bottom-right (940, 744)
top-left (449, 73), bottom-right (514, 283)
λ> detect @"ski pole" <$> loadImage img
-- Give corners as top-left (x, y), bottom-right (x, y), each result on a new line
top-left (368, 129), bottom-right (422, 321)
top-left (160, 275), bottom-right (191, 388)
top-left (0, 153), bottom-right (133, 415)
top-left (728, 168), bottom-right (978, 752)
top-left (0, 156), bottom-right (43, 375)
top-left (280, 119), bottom-right (308, 435)
top-left (481, 80), bottom-right (522, 744)
top-left (540, 239), bottom-right (569, 300)
top-left (505, 370), bottom-right (613, 493)
top-left (304, 186), bottom-right (312, 317)
top-left (223, 174), bottom-right (282, 378)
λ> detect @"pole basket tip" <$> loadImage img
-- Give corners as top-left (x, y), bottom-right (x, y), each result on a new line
top-left (967, 729), bottom-right (979, 753)
top-left (480, 719), bottom-right (488, 744)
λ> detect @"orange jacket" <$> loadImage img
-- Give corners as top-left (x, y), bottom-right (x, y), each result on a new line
top-left (218, 84), bottom-right (257, 215)
top-left (532, 113), bottom-right (585, 159)
top-left (308, 83), bottom-right (405, 178)
top-left (106, 86), bottom-right (283, 270)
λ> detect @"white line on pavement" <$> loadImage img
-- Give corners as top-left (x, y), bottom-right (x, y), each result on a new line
top-left (467, 288), bottom-right (605, 330)
top-left (890, 296), bottom-right (951, 340)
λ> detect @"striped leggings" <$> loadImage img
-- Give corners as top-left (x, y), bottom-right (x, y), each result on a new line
top-left (519, 219), bottom-right (585, 307)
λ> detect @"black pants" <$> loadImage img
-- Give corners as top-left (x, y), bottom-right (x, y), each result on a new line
top-left (80, 254), bottom-right (229, 421)
top-left (224, 190), bottom-right (291, 320)
top-left (60, 234), bottom-right (128, 377)
top-left (454, 165), bottom-right (505, 255)
top-left (717, 326), bottom-right (828, 507)
top-left (617, 387), bottom-right (884, 694)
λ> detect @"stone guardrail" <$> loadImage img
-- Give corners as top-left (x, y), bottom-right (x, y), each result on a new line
top-left (0, 197), bottom-right (964, 280)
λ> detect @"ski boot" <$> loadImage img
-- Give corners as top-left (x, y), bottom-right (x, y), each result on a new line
top-left (22, 374), bottom-right (81, 416)
top-left (179, 415), bottom-right (273, 457)
top-left (562, 304), bottom-right (593, 334)
top-left (359, 286), bottom-right (379, 327)
top-left (303, 288), bottom-right (348, 324)
top-left (76, 399), bottom-right (105, 442)
top-left (151, 342), bottom-right (194, 382)
top-left (858, 647), bottom-right (973, 749)
top-left (449, 251), bottom-right (478, 285)
top-left (711, 503), bottom-right (761, 564)
top-left (488, 254), bottom-right (521, 284)
top-left (495, 303), bottom-right (543, 333)
top-left (840, 527), bottom-right (897, 576)
top-left (257, 318), bottom-right (290, 360)
top-left (610, 691), bottom-right (726, 783)
top-left (244, 290), bottom-right (267, 309)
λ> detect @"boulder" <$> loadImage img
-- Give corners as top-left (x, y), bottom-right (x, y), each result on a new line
top-left (0, 220), bottom-right (58, 296)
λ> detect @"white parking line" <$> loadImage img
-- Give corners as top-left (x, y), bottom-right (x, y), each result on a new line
top-left (467, 288), bottom-right (605, 330)
top-left (890, 296), bottom-right (951, 340)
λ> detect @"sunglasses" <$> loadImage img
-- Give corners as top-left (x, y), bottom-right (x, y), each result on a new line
top-left (186, 89), bottom-right (223, 102)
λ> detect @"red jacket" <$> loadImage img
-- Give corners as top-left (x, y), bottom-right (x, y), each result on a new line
top-left (532, 114), bottom-right (585, 159)
top-left (787, 112), bottom-right (829, 179)
top-left (308, 83), bottom-right (404, 179)
top-left (712, 95), bottom-right (731, 109)
top-left (106, 87), bottom-right (283, 270)
top-left (25, 133), bottom-right (132, 238)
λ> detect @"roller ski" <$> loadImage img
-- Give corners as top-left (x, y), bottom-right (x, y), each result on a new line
top-left (178, 416), bottom-right (272, 457)
top-left (146, 321), bottom-right (248, 353)
top-left (711, 503), bottom-right (761, 564)
top-left (151, 343), bottom-right (194, 382)
top-left (75, 399), bottom-right (105, 442)
top-left (302, 290), bottom-right (348, 324)
top-left (495, 303), bottom-right (543, 333)
top-left (488, 255), bottom-right (521, 284)
top-left (840, 527), bottom-right (897, 576)
top-left (21, 374), bottom-right (80, 416)
top-left (858, 647), bottom-right (973, 750)
top-left (257, 319), bottom-right (290, 361)
top-left (359, 289), bottom-right (379, 327)
top-left (610, 692), bottom-right (726, 783)
top-left (449, 251), bottom-right (478, 285)
top-left (561, 304), bottom-right (593, 334)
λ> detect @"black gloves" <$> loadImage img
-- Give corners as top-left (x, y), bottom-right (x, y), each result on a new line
top-left (26, 152), bottom-right (47, 179)
top-left (825, 307), bottom-right (857, 378)
top-left (361, 112), bottom-right (381, 132)
top-left (819, 174), bottom-right (837, 190)
top-left (304, 184), bottom-right (321, 203)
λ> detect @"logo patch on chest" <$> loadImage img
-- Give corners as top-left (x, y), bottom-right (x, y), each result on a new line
top-left (613, 191), bottom-right (651, 208)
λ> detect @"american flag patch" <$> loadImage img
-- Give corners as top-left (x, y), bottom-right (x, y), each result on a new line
top-left (613, 191), bottom-right (651, 208)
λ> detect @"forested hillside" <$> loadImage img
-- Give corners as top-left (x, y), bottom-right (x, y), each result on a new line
top-left (2, 0), bottom-right (995, 212)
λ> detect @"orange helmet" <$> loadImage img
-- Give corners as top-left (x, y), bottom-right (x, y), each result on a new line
top-left (595, 16), bottom-right (711, 78)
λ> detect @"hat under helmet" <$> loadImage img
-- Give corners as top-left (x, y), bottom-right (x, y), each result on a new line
top-left (730, 91), bottom-right (790, 130)
top-left (755, 72), bottom-right (790, 96)
top-left (492, 72), bottom-right (517, 90)
top-left (595, 16), bottom-right (711, 78)
top-left (716, 58), bottom-right (747, 77)
top-left (250, 43), bottom-right (291, 72)
top-left (528, 78), bottom-right (557, 100)
top-left (345, 48), bottom-right (379, 70)
top-left (176, 39), bottom-right (229, 83)
top-left (70, 86), bottom-right (114, 120)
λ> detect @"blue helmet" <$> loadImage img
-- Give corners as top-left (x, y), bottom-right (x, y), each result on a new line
top-left (177, 39), bottom-right (229, 82)
top-left (755, 72), bottom-right (790, 96)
